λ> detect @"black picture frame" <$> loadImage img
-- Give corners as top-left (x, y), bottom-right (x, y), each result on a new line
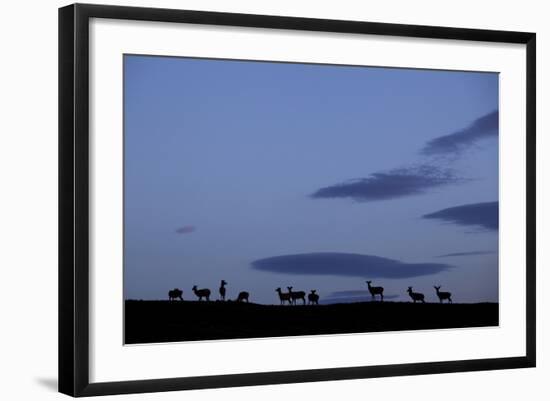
top-left (59, 3), bottom-right (536, 397)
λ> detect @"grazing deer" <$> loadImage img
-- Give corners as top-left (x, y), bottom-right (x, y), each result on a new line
top-left (219, 280), bottom-right (227, 301)
top-left (366, 280), bottom-right (384, 301)
top-left (275, 287), bottom-right (292, 305)
top-left (308, 290), bottom-right (319, 305)
top-left (407, 287), bottom-right (425, 303)
top-left (192, 285), bottom-right (211, 301)
top-left (168, 288), bottom-right (183, 301)
top-left (434, 286), bottom-right (452, 303)
top-left (287, 286), bottom-right (306, 305)
top-left (236, 291), bottom-right (249, 302)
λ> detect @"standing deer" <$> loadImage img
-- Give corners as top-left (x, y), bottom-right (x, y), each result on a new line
top-left (308, 290), bottom-right (319, 305)
top-left (287, 286), bottom-right (306, 305)
top-left (407, 287), bottom-right (425, 303)
top-left (275, 287), bottom-right (292, 305)
top-left (168, 288), bottom-right (183, 301)
top-left (219, 280), bottom-right (227, 301)
top-left (192, 285), bottom-right (211, 301)
top-left (366, 280), bottom-right (384, 301)
top-left (236, 291), bottom-right (249, 302)
top-left (434, 286), bottom-right (452, 303)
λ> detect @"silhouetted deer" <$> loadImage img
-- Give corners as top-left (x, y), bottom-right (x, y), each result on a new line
top-left (287, 286), bottom-right (306, 305)
top-left (407, 287), bottom-right (425, 303)
top-left (308, 290), bottom-right (319, 305)
top-left (168, 288), bottom-right (183, 301)
top-left (192, 285), bottom-right (211, 301)
top-left (219, 280), bottom-right (227, 301)
top-left (366, 280), bottom-right (384, 301)
top-left (434, 286), bottom-right (452, 303)
top-left (236, 291), bottom-right (249, 302)
top-left (275, 287), bottom-right (292, 305)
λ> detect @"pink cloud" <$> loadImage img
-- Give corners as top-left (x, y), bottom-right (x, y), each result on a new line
top-left (175, 225), bottom-right (197, 234)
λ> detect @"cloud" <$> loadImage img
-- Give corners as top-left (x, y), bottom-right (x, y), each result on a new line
top-left (329, 290), bottom-right (373, 297)
top-left (175, 225), bottom-right (196, 234)
top-left (251, 252), bottom-right (451, 279)
top-left (310, 165), bottom-right (463, 202)
top-left (321, 294), bottom-right (401, 304)
top-left (421, 110), bottom-right (498, 156)
top-left (436, 250), bottom-right (496, 258)
top-left (422, 201), bottom-right (498, 231)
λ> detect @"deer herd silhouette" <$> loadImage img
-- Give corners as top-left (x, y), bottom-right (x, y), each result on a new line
top-left (168, 280), bottom-right (453, 304)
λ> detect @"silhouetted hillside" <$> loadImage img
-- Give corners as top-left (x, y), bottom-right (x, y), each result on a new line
top-left (124, 300), bottom-right (498, 344)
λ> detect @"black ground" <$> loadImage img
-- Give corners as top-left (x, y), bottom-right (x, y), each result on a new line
top-left (124, 300), bottom-right (498, 344)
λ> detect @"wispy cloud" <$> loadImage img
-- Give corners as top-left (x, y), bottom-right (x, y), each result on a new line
top-left (436, 250), bottom-right (496, 258)
top-left (321, 294), bottom-right (401, 304)
top-left (309, 111), bottom-right (497, 203)
top-left (421, 110), bottom-right (498, 156)
top-left (422, 201), bottom-right (498, 231)
top-left (251, 252), bottom-right (451, 279)
top-left (175, 225), bottom-right (197, 234)
top-left (310, 165), bottom-right (464, 202)
top-left (328, 290), bottom-right (373, 297)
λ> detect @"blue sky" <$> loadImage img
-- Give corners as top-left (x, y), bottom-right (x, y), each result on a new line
top-left (124, 55), bottom-right (499, 304)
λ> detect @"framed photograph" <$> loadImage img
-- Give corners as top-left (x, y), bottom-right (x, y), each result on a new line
top-left (59, 3), bottom-right (536, 397)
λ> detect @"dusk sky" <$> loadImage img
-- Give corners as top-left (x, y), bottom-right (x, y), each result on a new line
top-left (124, 55), bottom-right (499, 304)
